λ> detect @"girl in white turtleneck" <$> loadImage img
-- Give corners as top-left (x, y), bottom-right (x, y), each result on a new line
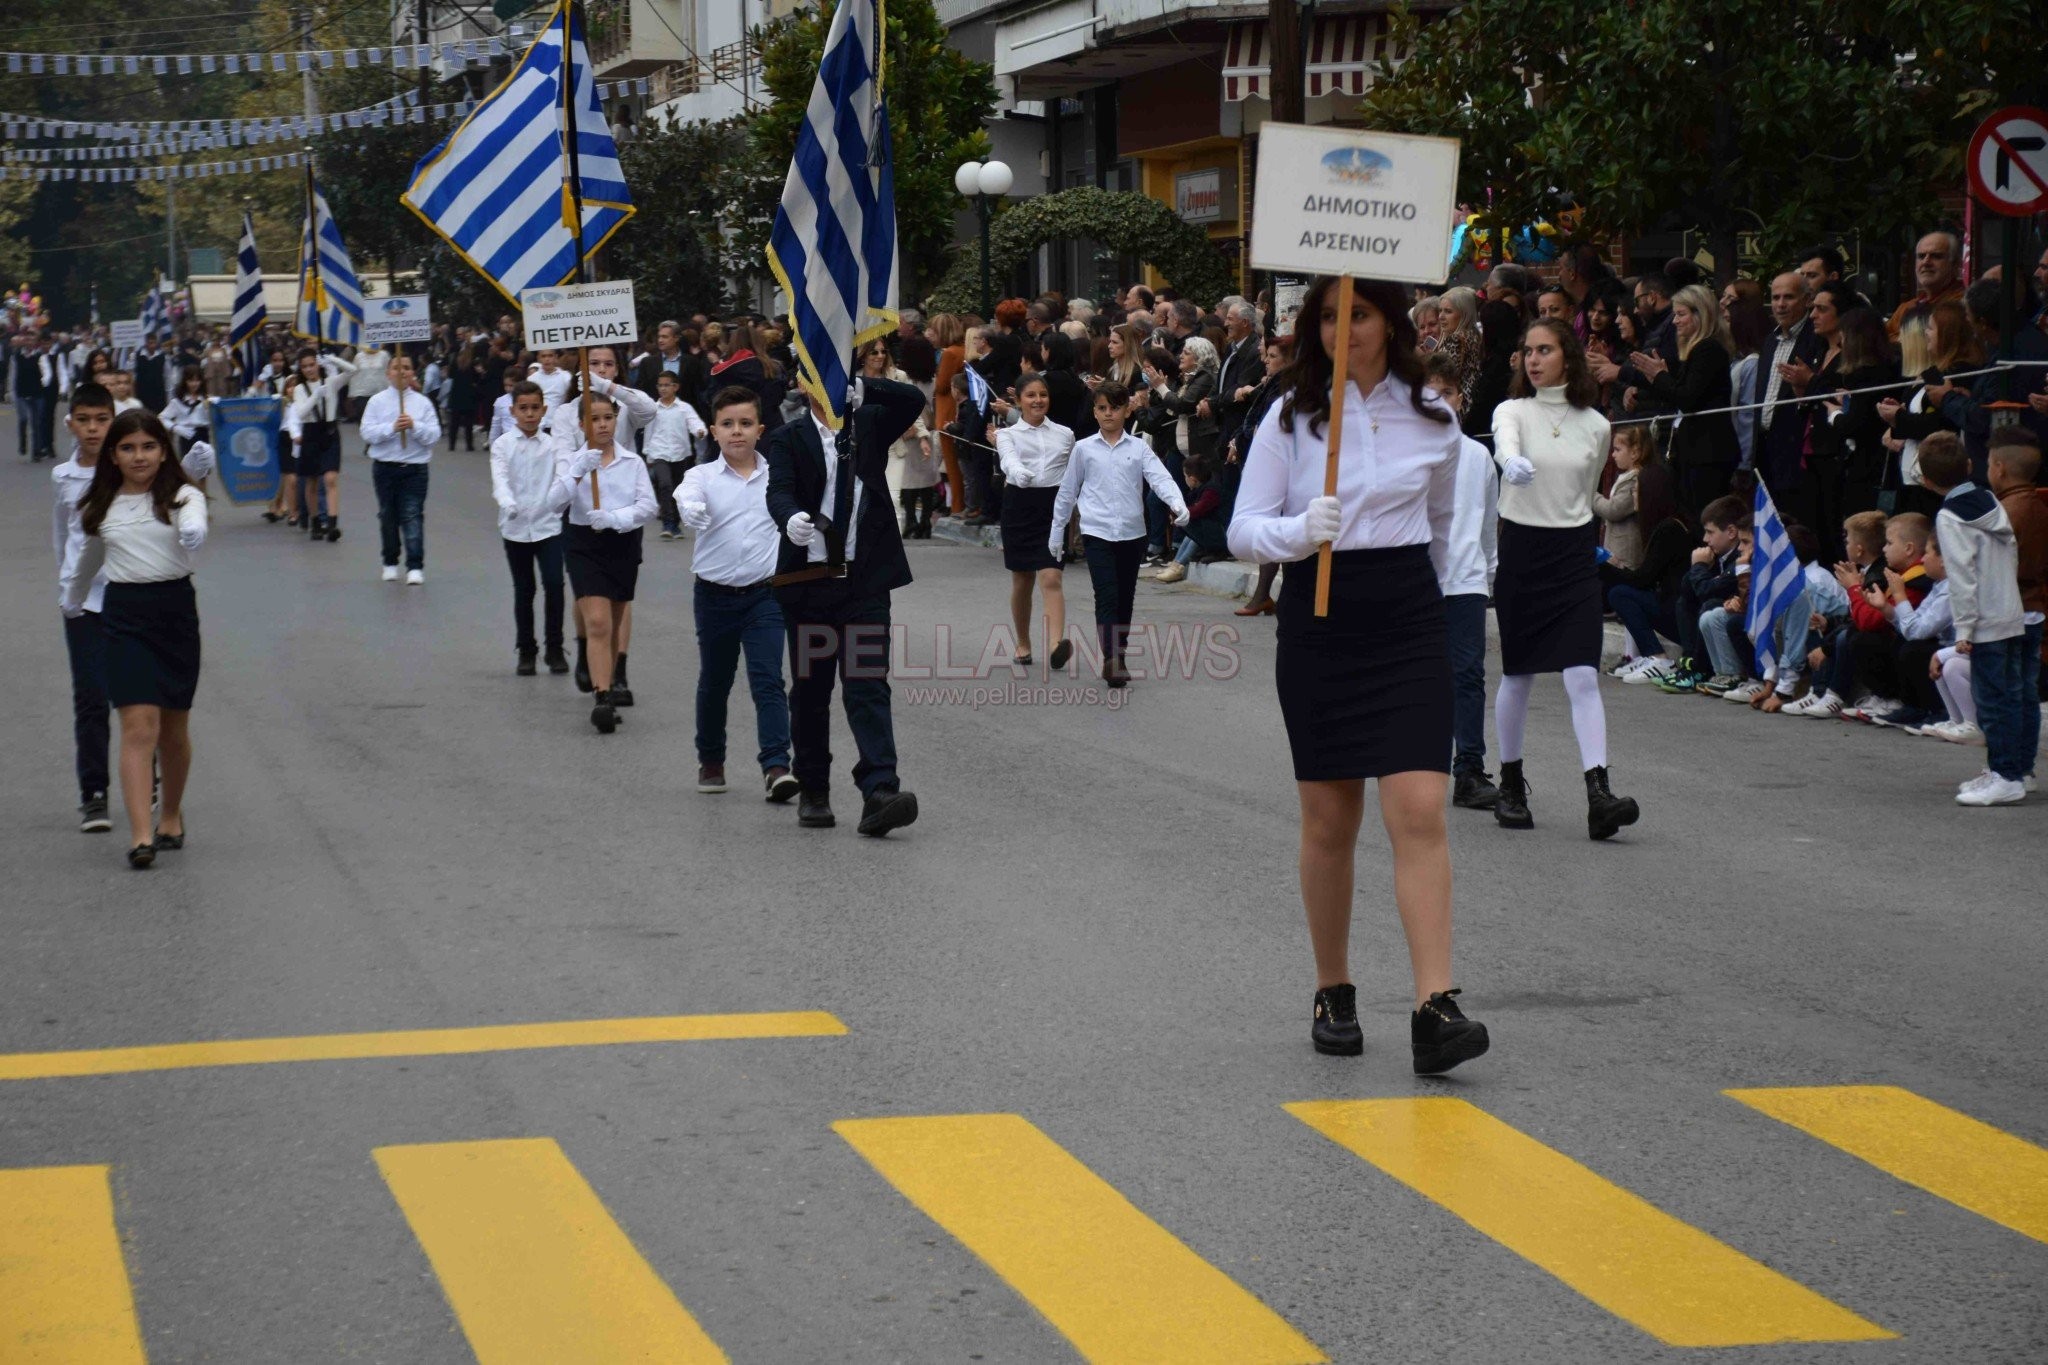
top-left (1489, 319), bottom-right (1640, 840)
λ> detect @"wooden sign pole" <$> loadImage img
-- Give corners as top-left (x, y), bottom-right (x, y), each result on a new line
top-left (581, 346), bottom-right (599, 510)
top-left (1313, 274), bottom-right (1353, 618)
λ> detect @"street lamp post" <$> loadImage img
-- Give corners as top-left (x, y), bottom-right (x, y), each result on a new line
top-left (954, 159), bottom-right (1013, 318)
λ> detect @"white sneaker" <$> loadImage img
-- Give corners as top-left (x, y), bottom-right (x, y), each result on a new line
top-left (381, 565), bottom-right (400, 582)
top-left (1608, 656), bottom-right (1646, 679)
top-left (1624, 657), bottom-right (1674, 685)
top-left (1782, 691), bottom-right (1841, 717)
top-left (1957, 775), bottom-right (2027, 806)
top-left (1935, 721), bottom-right (1985, 746)
top-left (1723, 679), bottom-right (1770, 704)
top-left (1958, 769), bottom-right (1994, 795)
top-left (405, 569), bottom-right (425, 586)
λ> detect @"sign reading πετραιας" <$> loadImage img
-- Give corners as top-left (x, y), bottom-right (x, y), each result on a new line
top-left (521, 279), bottom-right (638, 351)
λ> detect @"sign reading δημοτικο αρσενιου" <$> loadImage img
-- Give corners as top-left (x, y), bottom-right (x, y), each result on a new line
top-left (1250, 124), bottom-right (1461, 286)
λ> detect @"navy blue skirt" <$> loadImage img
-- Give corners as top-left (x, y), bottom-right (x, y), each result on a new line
top-left (1495, 518), bottom-right (1602, 674)
top-left (102, 577), bottom-right (201, 710)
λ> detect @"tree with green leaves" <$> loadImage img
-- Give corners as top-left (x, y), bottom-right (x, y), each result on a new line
top-left (730, 0), bottom-right (998, 302)
top-left (606, 118), bottom-right (747, 324)
top-left (1357, 0), bottom-right (2044, 280)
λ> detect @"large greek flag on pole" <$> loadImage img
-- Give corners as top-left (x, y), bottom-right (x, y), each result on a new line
top-left (138, 277), bottom-right (168, 340)
top-left (765, 0), bottom-right (897, 429)
top-left (400, 0), bottom-right (634, 306)
top-left (230, 211), bottom-right (267, 382)
top-left (1746, 476), bottom-right (1803, 677)
top-left (294, 168), bottom-right (363, 346)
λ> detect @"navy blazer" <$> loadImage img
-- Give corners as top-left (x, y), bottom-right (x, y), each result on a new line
top-left (765, 377), bottom-right (926, 597)
top-left (1747, 321), bottom-right (1826, 489)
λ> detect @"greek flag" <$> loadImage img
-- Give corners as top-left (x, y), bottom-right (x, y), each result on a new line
top-left (230, 211), bottom-right (268, 384)
top-left (764, 0), bottom-right (896, 429)
top-left (138, 276), bottom-right (168, 340)
top-left (401, 0), bottom-right (634, 306)
top-left (1746, 476), bottom-right (1802, 676)
top-left (294, 166), bottom-right (363, 346)
top-left (963, 362), bottom-right (991, 413)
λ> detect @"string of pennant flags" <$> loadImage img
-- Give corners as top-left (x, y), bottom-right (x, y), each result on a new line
top-left (0, 28), bottom-right (545, 82)
top-left (1, 152), bottom-right (310, 182)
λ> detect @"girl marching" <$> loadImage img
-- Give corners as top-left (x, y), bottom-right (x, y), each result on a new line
top-left (994, 372), bottom-right (1075, 668)
top-left (547, 392), bottom-right (657, 734)
top-left (1227, 275), bottom-right (1489, 1072)
top-left (281, 349), bottom-right (356, 540)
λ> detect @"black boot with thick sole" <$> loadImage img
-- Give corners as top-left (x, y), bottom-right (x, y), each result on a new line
top-left (1494, 760), bottom-right (1533, 830)
top-left (1585, 765), bottom-right (1640, 840)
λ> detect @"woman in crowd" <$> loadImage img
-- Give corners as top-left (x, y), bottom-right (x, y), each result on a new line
top-left (1226, 275), bottom-right (1488, 1072)
top-left (1231, 333), bottom-right (1296, 618)
top-left (929, 313), bottom-right (968, 514)
top-left (1038, 331), bottom-right (1094, 435)
top-left (710, 322), bottom-right (780, 435)
top-left (1726, 296), bottom-right (1773, 470)
top-left (1433, 286), bottom-right (1482, 410)
top-left (1491, 318), bottom-right (1640, 840)
top-left (447, 341), bottom-right (485, 452)
top-left (161, 365), bottom-right (211, 457)
top-left (996, 373), bottom-right (1075, 669)
top-left (1411, 298), bottom-right (1441, 352)
top-left (1104, 322), bottom-right (1146, 393)
top-left (1809, 289), bottom-right (1885, 545)
top-left (1134, 345), bottom-right (1188, 562)
top-left (60, 411), bottom-right (207, 868)
top-left (1602, 450), bottom-right (1695, 684)
top-left (1466, 298), bottom-right (1522, 441)
top-left (1633, 284), bottom-right (1739, 515)
top-left (547, 392), bottom-right (656, 735)
top-left (1882, 297), bottom-right (1982, 518)
top-left (982, 299), bottom-right (1027, 395)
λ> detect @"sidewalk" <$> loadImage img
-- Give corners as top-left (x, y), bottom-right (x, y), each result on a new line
top-left (927, 514), bottom-right (1631, 666)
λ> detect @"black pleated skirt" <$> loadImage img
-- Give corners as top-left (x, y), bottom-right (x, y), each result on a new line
top-left (102, 577), bottom-right (201, 711)
top-left (1495, 518), bottom-right (1602, 674)
top-left (565, 522), bottom-right (644, 601)
top-left (1276, 544), bottom-right (1450, 780)
top-left (1000, 485), bottom-right (1061, 573)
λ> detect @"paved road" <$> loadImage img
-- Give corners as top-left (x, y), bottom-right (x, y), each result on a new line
top-left (3, 418), bottom-right (2044, 1364)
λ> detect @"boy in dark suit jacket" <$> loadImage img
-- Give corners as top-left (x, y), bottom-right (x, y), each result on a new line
top-left (765, 375), bottom-right (927, 836)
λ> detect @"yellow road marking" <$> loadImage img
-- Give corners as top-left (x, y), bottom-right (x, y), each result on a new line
top-left (1287, 1098), bottom-right (1893, 1348)
top-left (375, 1138), bottom-right (727, 1364)
top-left (835, 1113), bottom-right (1326, 1365)
top-left (0, 1165), bottom-right (148, 1364)
top-left (1728, 1084), bottom-right (2048, 1244)
top-left (0, 1011), bottom-right (846, 1082)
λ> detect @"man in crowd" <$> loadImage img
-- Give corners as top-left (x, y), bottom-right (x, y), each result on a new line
top-left (631, 320), bottom-right (707, 421)
top-left (1796, 245), bottom-right (1845, 296)
top-left (1164, 299), bottom-right (1200, 356)
top-left (1122, 284), bottom-right (1155, 318)
top-left (1205, 302), bottom-right (1262, 480)
top-left (1556, 243), bottom-right (1611, 331)
top-left (1888, 230), bottom-right (1963, 340)
top-left (1749, 271), bottom-right (1825, 528)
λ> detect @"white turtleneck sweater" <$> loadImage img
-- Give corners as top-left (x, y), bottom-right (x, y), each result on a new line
top-left (1491, 385), bottom-right (1611, 529)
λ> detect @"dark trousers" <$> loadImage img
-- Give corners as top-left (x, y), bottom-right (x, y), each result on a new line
top-left (649, 458), bottom-right (684, 531)
top-left (779, 579), bottom-right (898, 797)
top-left (63, 611), bottom-right (110, 798)
top-left (694, 581), bottom-right (790, 770)
top-left (1895, 637), bottom-right (1945, 716)
top-left (17, 394), bottom-right (47, 458)
top-left (1676, 462), bottom-right (1735, 520)
top-left (1975, 625), bottom-right (2044, 780)
top-left (1444, 592), bottom-right (1488, 775)
top-left (372, 461), bottom-right (430, 570)
top-left (1608, 582), bottom-right (1679, 657)
top-left (503, 535), bottom-right (565, 653)
top-left (899, 487), bottom-right (936, 536)
top-left (1082, 534), bottom-right (1147, 661)
top-left (1819, 625), bottom-right (1899, 700)
top-left (449, 405), bottom-right (478, 450)
top-left (1144, 450), bottom-right (1185, 552)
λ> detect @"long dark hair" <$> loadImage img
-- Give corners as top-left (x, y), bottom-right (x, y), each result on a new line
top-left (1633, 443), bottom-right (1685, 537)
top-left (174, 364), bottom-right (206, 400)
top-left (1508, 319), bottom-right (1602, 408)
top-left (78, 411), bottom-right (198, 535)
top-left (1278, 276), bottom-right (1449, 436)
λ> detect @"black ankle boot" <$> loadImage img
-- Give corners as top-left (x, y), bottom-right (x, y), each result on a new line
top-left (1453, 769), bottom-right (1500, 810)
top-left (610, 652), bottom-right (634, 707)
top-left (516, 647), bottom-right (538, 676)
top-left (544, 644), bottom-right (570, 675)
top-left (1312, 983), bottom-right (1363, 1056)
top-left (590, 691), bottom-right (619, 734)
top-left (1494, 760), bottom-right (1533, 829)
top-left (1412, 989), bottom-right (1489, 1074)
top-left (574, 639), bottom-right (593, 693)
top-left (1584, 765), bottom-right (1640, 841)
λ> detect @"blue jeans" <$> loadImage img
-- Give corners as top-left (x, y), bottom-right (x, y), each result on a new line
top-left (1444, 593), bottom-right (1488, 775)
top-left (63, 611), bottom-right (109, 798)
top-left (1973, 626), bottom-right (2042, 780)
top-left (1608, 583), bottom-right (1677, 657)
top-left (372, 461), bottom-right (430, 570)
top-left (1767, 588), bottom-right (1814, 689)
top-left (17, 394), bottom-right (48, 459)
top-left (694, 580), bottom-right (790, 770)
top-left (1699, 606), bottom-right (1751, 678)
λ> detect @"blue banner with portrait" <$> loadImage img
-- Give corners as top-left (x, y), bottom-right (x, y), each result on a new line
top-left (210, 396), bottom-right (282, 505)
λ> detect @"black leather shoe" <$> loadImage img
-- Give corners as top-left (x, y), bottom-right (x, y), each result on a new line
top-left (574, 640), bottom-right (593, 693)
top-left (1453, 770), bottom-right (1500, 810)
top-left (611, 653), bottom-right (634, 706)
top-left (1312, 983), bottom-right (1363, 1056)
top-left (325, 519), bottom-right (342, 543)
top-left (1494, 760), bottom-right (1533, 829)
top-left (127, 843), bottom-right (155, 869)
top-left (1584, 765), bottom-right (1640, 841)
top-left (1049, 639), bottom-right (1074, 670)
top-left (516, 649), bottom-right (538, 677)
top-left (152, 830), bottom-right (184, 851)
top-left (1412, 989), bottom-right (1489, 1074)
top-left (798, 791), bottom-right (835, 828)
top-left (544, 646), bottom-right (570, 675)
top-left (764, 767), bottom-right (800, 803)
top-left (590, 693), bottom-right (619, 734)
top-left (857, 787), bottom-right (919, 837)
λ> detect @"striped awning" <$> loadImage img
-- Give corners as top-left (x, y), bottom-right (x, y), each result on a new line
top-left (1223, 14), bottom-right (1411, 103)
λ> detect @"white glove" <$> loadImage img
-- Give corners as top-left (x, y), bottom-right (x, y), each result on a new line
top-left (785, 511), bottom-right (818, 547)
top-left (1502, 455), bottom-right (1536, 486)
top-left (681, 497), bottom-right (712, 531)
top-left (180, 440), bottom-right (215, 481)
top-left (177, 526), bottom-right (204, 552)
top-left (1048, 535), bottom-right (1065, 559)
top-left (589, 509), bottom-right (619, 532)
top-left (1172, 506), bottom-right (1191, 528)
top-left (61, 603), bottom-right (85, 620)
top-left (1304, 494), bottom-right (1342, 547)
top-left (566, 449), bottom-right (602, 479)
top-left (496, 497), bottom-right (516, 515)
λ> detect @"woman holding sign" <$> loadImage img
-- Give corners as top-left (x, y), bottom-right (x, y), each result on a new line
top-left (1227, 275), bottom-right (1489, 1074)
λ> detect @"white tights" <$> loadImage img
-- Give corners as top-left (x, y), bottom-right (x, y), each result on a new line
top-left (1496, 666), bottom-right (1608, 771)
top-left (1934, 647), bottom-right (1976, 725)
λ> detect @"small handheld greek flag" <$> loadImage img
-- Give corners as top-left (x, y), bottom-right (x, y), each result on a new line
top-left (230, 211), bottom-right (268, 383)
top-left (1746, 476), bottom-right (1803, 677)
top-left (764, 0), bottom-right (897, 429)
top-left (963, 363), bottom-right (991, 413)
top-left (294, 165), bottom-right (363, 346)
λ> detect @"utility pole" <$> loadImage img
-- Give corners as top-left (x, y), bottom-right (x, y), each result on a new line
top-left (165, 181), bottom-right (177, 287)
top-left (417, 0), bottom-right (432, 100)
top-left (301, 6), bottom-right (321, 120)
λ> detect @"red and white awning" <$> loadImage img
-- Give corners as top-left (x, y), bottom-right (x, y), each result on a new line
top-left (1223, 14), bottom-right (1411, 103)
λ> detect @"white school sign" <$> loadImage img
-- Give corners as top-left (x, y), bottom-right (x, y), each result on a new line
top-left (1249, 124), bottom-right (1461, 287)
top-left (521, 279), bottom-right (637, 351)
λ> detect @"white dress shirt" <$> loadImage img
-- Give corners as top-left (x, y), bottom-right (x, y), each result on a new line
top-left (996, 417), bottom-right (1074, 489)
top-left (1440, 434), bottom-right (1499, 598)
top-left (1228, 376), bottom-right (1460, 578)
top-left (281, 356), bottom-right (355, 444)
top-left (489, 391), bottom-right (516, 445)
top-left (531, 366), bottom-right (572, 408)
top-left (61, 486), bottom-right (207, 614)
top-left (490, 428), bottom-right (565, 543)
top-left (681, 455), bottom-right (779, 586)
top-left (1048, 428), bottom-right (1186, 553)
top-left (54, 444), bottom-right (214, 614)
top-left (161, 395), bottom-right (209, 441)
top-left (807, 412), bottom-right (865, 564)
top-left (360, 386), bottom-right (443, 464)
top-left (544, 377), bottom-right (656, 462)
top-left (1491, 386), bottom-right (1610, 528)
top-left (641, 397), bottom-right (708, 463)
top-left (546, 447), bottom-right (658, 532)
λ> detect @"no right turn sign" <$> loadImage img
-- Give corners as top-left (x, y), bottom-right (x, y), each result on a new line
top-left (1967, 106), bottom-right (2048, 217)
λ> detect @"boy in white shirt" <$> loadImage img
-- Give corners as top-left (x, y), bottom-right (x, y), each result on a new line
top-left (488, 367), bottom-right (520, 446)
top-left (529, 349), bottom-right (572, 408)
top-left (107, 370), bottom-right (142, 415)
top-left (679, 386), bottom-right (796, 800)
top-left (644, 369), bottom-right (709, 539)
top-left (490, 381), bottom-right (571, 677)
top-left (1425, 356), bottom-right (1501, 811)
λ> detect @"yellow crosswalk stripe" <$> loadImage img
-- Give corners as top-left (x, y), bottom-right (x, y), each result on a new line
top-left (1727, 1084), bottom-right (2048, 1244)
top-left (0, 1165), bottom-right (149, 1364)
top-left (834, 1113), bottom-right (1325, 1365)
top-left (374, 1138), bottom-right (728, 1365)
top-left (0, 1011), bottom-right (846, 1082)
top-left (1287, 1098), bottom-right (1893, 1348)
